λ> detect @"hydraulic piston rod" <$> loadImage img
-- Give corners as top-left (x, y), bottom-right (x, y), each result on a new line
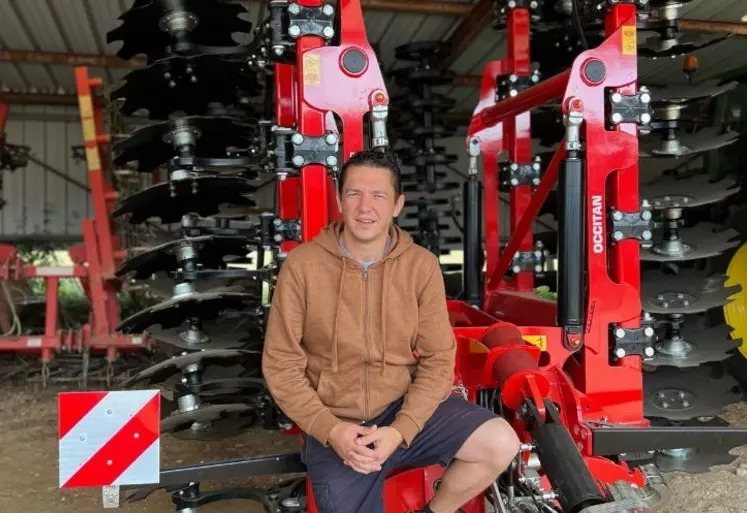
top-left (557, 103), bottom-right (585, 336)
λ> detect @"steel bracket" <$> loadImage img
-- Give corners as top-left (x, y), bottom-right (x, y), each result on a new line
top-left (609, 201), bottom-right (654, 248)
top-left (267, 1), bottom-right (335, 56)
top-left (493, 0), bottom-right (544, 24)
top-left (610, 318), bottom-right (656, 361)
top-left (510, 245), bottom-right (547, 276)
top-left (606, 87), bottom-right (653, 127)
top-left (261, 214), bottom-right (302, 246)
top-left (496, 71), bottom-right (541, 101)
top-left (272, 128), bottom-right (340, 178)
top-left (499, 156), bottom-right (542, 188)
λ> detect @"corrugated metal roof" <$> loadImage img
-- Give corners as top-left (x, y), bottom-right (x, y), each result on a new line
top-left (0, 0), bottom-right (743, 103)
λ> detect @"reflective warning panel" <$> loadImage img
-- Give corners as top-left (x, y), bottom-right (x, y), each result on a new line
top-left (58, 390), bottom-right (160, 488)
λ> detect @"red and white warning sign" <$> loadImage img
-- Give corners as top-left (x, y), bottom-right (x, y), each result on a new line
top-left (58, 390), bottom-right (160, 488)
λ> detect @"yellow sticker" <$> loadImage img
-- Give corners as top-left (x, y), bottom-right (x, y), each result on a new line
top-left (622, 26), bottom-right (637, 56)
top-left (522, 335), bottom-right (547, 351)
top-left (303, 53), bottom-right (321, 86)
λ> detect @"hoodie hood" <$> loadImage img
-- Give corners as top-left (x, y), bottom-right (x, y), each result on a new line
top-left (311, 220), bottom-right (414, 261)
top-left (311, 220), bottom-right (415, 374)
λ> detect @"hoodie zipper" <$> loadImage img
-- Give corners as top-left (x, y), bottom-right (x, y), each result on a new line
top-left (363, 266), bottom-right (370, 422)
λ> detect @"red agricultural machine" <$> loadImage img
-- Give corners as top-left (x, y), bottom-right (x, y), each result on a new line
top-left (56, 0), bottom-right (747, 511)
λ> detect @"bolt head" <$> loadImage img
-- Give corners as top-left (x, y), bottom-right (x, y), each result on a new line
top-left (291, 133), bottom-right (304, 145)
top-left (323, 26), bottom-right (335, 38)
top-left (288, 25), bottom-right (301, 37)
top-left (615, 328), bottom-right (626, 338)
top-left (288, 3), bottom-right (300, 14)
top-left (644, 347), bottom-right (655, 357)
top-left (640, 113), bottom-right (651, 124)
top-left (644, 327), bottom-right (654, 337)
top-left (612, 92), bottom-right (622, 103)
top-left (326, 155), bottom-right (338, 167)
top-left (615, 348), bottom-right (626, 358)
top-left (512, 265), bottom-right (521, 273)
top-left (322, 4), bottom-right (334, 15)
top-left (613, 230), bottom-right (624, 241)
top-left (611, 112), bottom-right (623, 123)
top-left (292, 155), bottom-right (305, 166)
top-left (613, 211), bottom-right (624, 221)
top-left (325, 133), bottom-right (338, 145)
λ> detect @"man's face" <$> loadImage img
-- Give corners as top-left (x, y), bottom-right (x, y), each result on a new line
top-left (337, 165), bottom-right (405, 243)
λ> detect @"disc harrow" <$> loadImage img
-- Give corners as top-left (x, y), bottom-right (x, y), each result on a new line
top-left (105, 0), bottom-right (296, 453)
top-left (506, 0), bottom-right (746, 475)
top-left (390, 41), bottom-right (462, 272)
top-left (635, 51), bottom-right (745, 475)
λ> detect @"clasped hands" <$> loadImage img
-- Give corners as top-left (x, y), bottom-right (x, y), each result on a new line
top-left (328, 422), bottom-right (403, 474)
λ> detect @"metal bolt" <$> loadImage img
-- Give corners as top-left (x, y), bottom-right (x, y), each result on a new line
top-left (325, 133), bottom-right (338, 145)
top-left (641, 210), bottom-right (652, 220)
top-left (106, 409), bottom-right (113, 415)
top-left (640, 113), bottom-right (651, 124)
top-left (288, 25), bottom-right (301, 37)
top-left (644, 327), bottom-right (654, 337)
top-left (642, 230), bottom-right (652, 240)
top-left (644, 347), bottom-right (655, 357)
top-left (79, 435), bottom-right (86, 442)
top-left (134, 432), bottom-right (140, 439)
top-left (530, 1), bottom-right (538, 8)
top-left (323, 26), bottom-right (335, 38)
top-left (640, 93), bottom-right (651, 103)
top-left (510, 178), bottom-right (519, 186)
top-left (613, 230), bottom-right (624, 241)
top-left (532, 177), bottom-right (540, 186)
top-left (510, 163), bottom-right (519, 170)
top-left (611, 93), bottom-right (622, 103)
top-left (612, 211), bottom-right (624, 221)
top-left (615, 328), bottom-right (626, 339)
top-left (611, 112), bottom-right (623, 123)
top-left (615, 348), bottom-right (626, 358)
top-left (534, 265), bottom-right (543, 273)
top-left (292, 155), bottom-right (305, 166)
top-left (291, 133), bottom-right (304, 145)
top-left (512, 265), bottom-right (521, 273)
top-left (532, 162), bottom-right (540, 171)
top-left (322, 4), bottom-right (334, 15)
top-left (107, 460), bottom-right (113, 466)
top-left (326, 155), bottom-right (338, 167)
top-left (288, 3), bottom-right (300, 14)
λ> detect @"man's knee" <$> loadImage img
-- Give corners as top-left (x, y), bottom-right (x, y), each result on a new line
top-left (456, 417), bottom-right (521, 470)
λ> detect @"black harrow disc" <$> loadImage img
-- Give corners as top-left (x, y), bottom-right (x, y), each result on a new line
top-left (116, 235), bottom-right (251, 279)
top-left (112, 115), bottom-right (258, 173)
top-left (107, 0), bottom-right (254, 64)
top-left (112, 54), bottom-right (263, 120)
top-left (112, 175), bottom-right (258, 225)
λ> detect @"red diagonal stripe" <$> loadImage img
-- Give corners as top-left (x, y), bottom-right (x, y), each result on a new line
top-left (62, 393), bottom-right (160, 487)
top-left (58, 391), bottom-right (108, 439)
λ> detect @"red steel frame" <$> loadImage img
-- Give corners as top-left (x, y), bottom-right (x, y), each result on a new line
top-left (282, 1), bottom-right (647, 510)
top-left (0, 68), bottom-right (151, 378)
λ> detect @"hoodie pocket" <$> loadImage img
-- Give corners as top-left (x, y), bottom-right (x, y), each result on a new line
top-left (316, 366), bottom-right (362, 414)
top-left (368, 365), bottom-right (413, 415)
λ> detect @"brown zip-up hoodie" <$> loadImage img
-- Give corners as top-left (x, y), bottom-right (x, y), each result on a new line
top-left (261, 221), bottom-right (456, 448)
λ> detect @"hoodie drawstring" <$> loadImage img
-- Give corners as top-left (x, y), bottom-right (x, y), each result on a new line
top-left (331, 257), bottom-right (346, 373)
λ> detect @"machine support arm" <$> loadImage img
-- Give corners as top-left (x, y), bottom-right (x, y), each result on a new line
top-left (469, 69), bottom-right (571, 135)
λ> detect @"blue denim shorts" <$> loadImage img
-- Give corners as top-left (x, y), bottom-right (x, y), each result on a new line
top-left (301, 393), bottom-right (497, 513)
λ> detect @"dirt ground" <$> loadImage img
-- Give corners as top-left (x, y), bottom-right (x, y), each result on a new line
top-left (2, 386), bottom-right (747, 513)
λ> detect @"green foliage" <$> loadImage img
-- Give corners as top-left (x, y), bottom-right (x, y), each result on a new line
top-left (535, 285), bottom-right (557, 301)
top-left (8, 243), bottom-right (144, 332)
